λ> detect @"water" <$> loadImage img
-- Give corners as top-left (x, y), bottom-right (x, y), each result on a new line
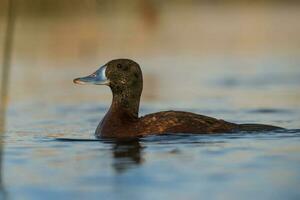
top-left (2, 55), bottom-right (300, 200)
top-left (1, 100), bottom-right (300, 200)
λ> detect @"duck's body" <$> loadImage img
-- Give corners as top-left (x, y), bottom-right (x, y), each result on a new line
top-left (97, 110), bottom-right (238, 138)
top-left (74, 59), bottom-right (283, 138)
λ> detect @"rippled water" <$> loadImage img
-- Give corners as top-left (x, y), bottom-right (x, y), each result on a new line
top-left (1, 101), bottom-right (299, 200)
top-left (2, 52), bottom-right (300, 200)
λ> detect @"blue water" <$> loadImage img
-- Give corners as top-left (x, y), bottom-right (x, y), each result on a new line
top-left (0, 53), bottom-right (299, 200)
top-left (2, 102), bottom-right (300, 200)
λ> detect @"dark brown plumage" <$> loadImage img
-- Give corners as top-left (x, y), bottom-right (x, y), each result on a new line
top-left (74, 58), bottom-right (283, 138)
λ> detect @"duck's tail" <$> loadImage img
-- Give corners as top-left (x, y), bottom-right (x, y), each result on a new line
top-left (238, 123), bottom-right (284, 132)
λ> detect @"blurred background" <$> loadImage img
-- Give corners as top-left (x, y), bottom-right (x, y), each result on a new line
top-left (1, 0), bottom-right (300, 109)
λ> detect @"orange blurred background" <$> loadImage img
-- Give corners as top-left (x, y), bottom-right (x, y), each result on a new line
top-left (0, 0), bottom-right (300, 108)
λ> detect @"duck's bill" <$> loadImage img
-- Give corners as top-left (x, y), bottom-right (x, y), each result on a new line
top-left (73, 65), bottom-right (109, 85)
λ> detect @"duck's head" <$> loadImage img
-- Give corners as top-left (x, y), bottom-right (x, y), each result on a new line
top-left (74, 59), bottom-right (143, 115)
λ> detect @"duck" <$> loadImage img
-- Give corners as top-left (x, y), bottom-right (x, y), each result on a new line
top-left (73, 58), bottom-right (283, 138)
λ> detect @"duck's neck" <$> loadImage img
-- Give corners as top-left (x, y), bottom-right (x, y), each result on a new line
top-left (109, 93), bottom-right (140, 120)
top-left (97, 93), bottom-right (141, 137)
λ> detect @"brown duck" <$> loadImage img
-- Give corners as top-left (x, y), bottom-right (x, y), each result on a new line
top-left (74, 59), bottom-right (283, 138)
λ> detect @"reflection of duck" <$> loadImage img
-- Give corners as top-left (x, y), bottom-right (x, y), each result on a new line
top-left (112, 140), bottom-right (143, 173)
top-left (74, 59), bottom-right (283, 138)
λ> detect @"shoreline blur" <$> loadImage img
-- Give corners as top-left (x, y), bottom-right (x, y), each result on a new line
top-left (0, 0), bottom-right (299, 107)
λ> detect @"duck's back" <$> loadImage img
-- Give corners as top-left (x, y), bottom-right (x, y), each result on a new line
top-left (137, 111), bottom-right (238, 135)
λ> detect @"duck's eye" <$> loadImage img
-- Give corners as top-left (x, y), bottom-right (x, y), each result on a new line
top-left (117, 64), bottom-right (128, 71)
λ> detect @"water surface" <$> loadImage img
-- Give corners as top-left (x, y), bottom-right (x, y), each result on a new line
top-left (1, 101), bottom-right (300, 200)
